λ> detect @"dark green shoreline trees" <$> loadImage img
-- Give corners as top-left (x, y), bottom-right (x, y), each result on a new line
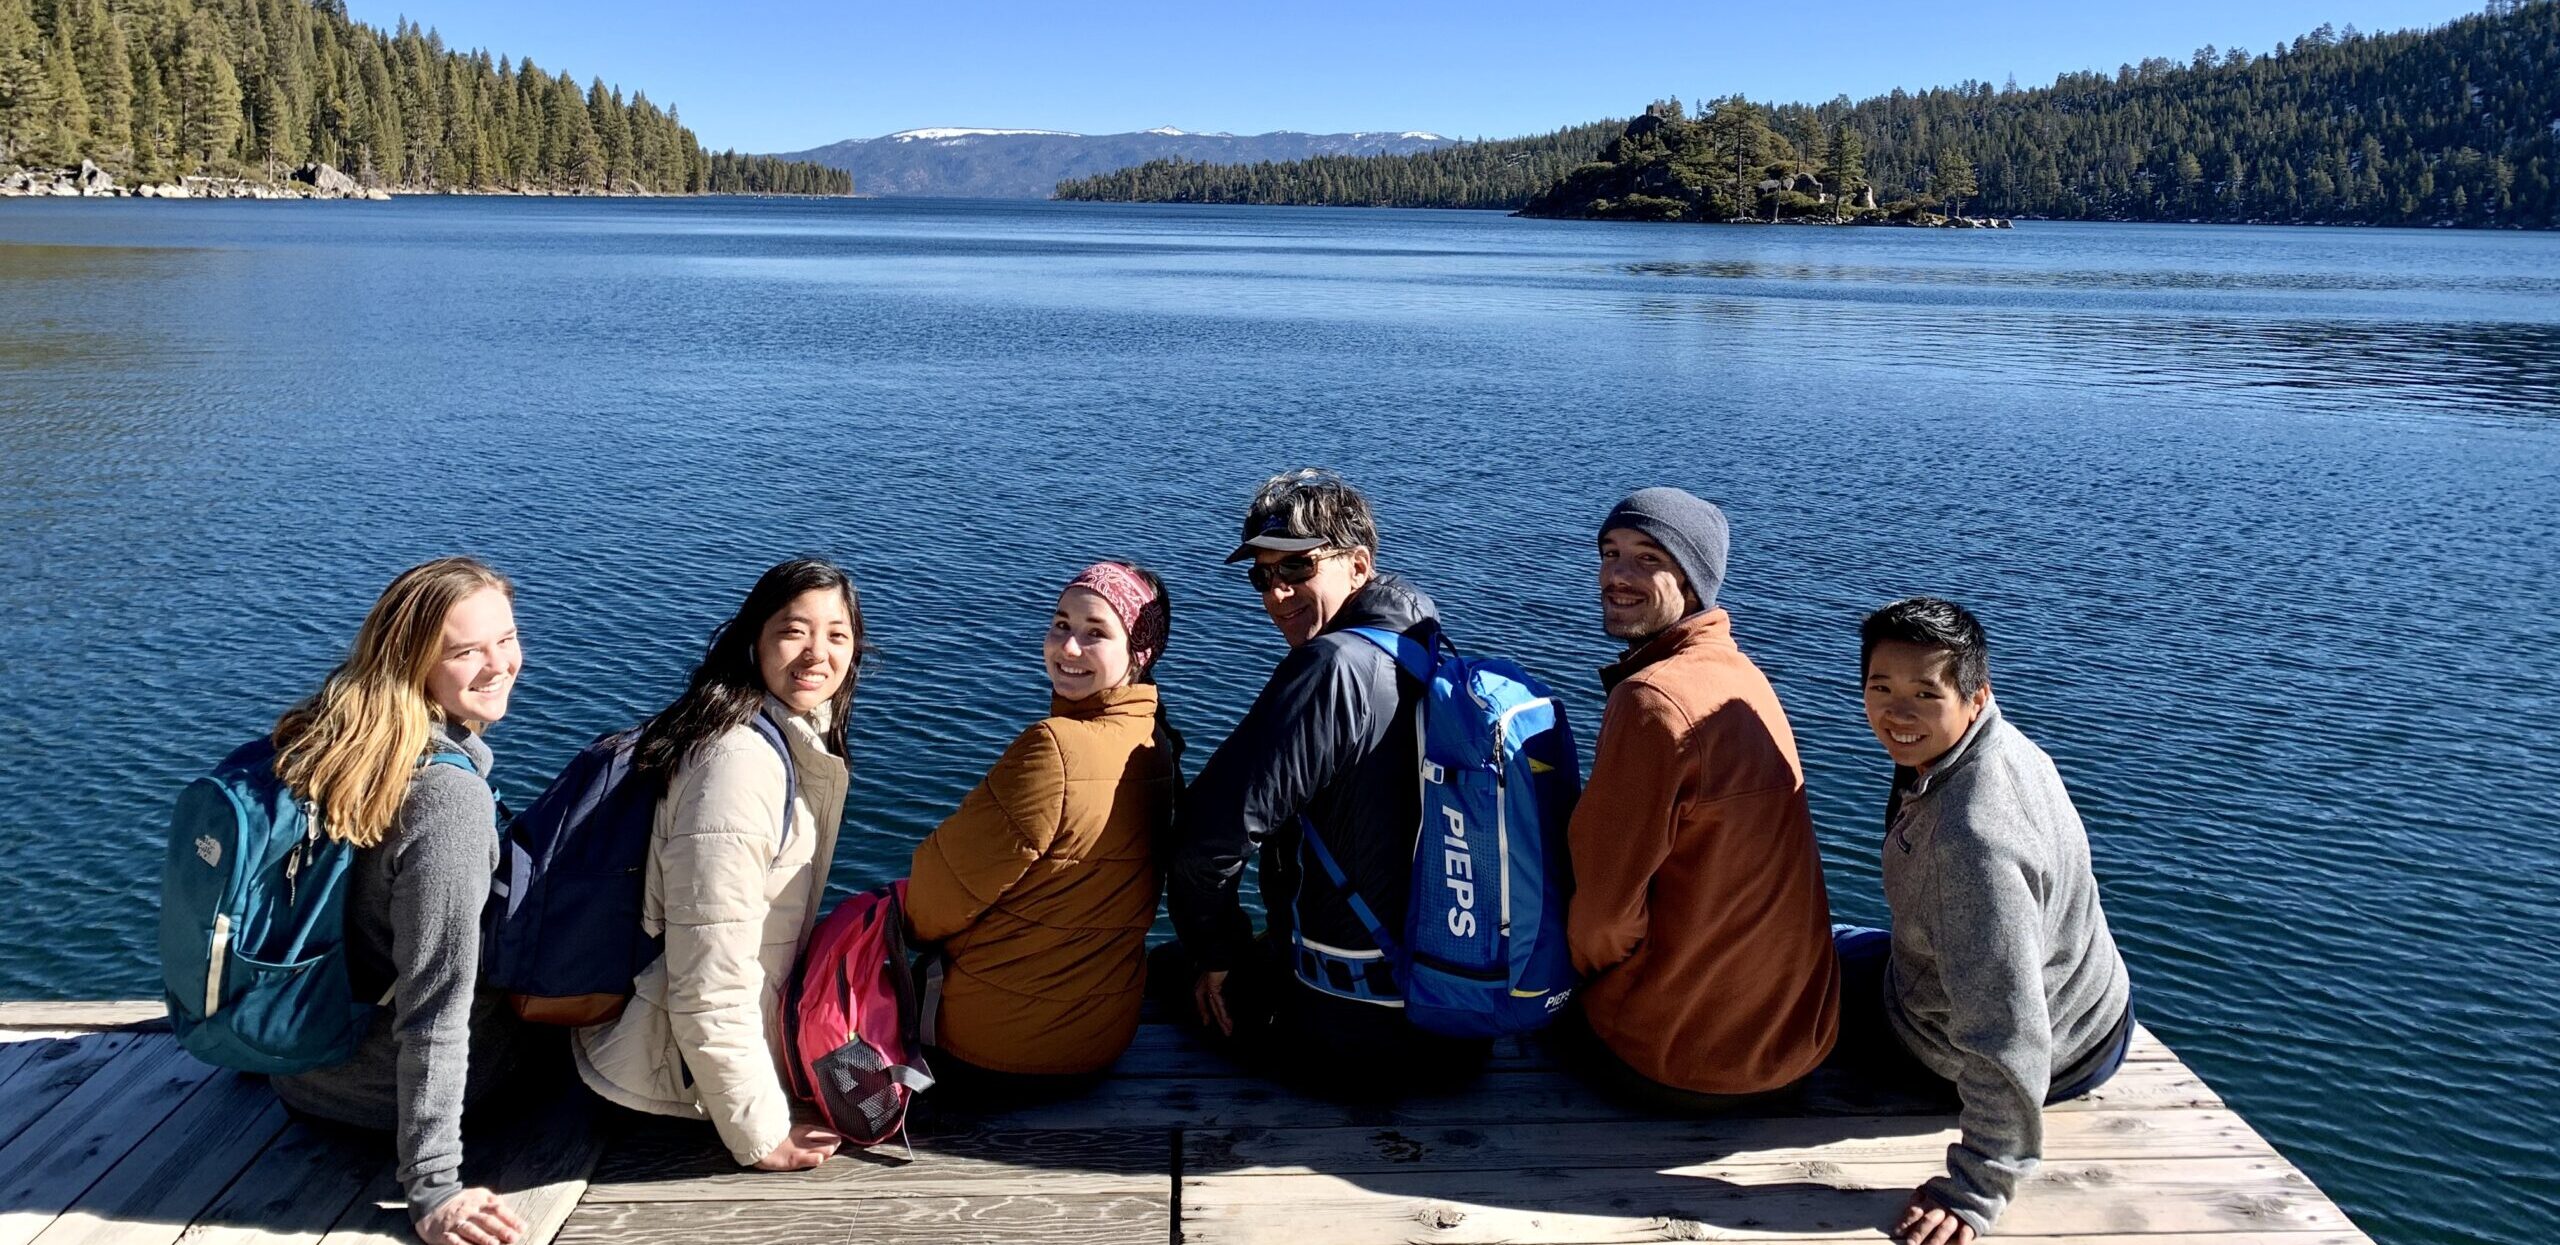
top-left (0, 0), bottom-right (849, 194)
top-left (1053, 121), bottom-right (1624, 209)
top-left (1060, 1), bottom-right (2560, 229)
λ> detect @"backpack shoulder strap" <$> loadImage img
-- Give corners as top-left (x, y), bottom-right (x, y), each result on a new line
top-left (1298, 815), bottom-right (1404, 964)
top-left (746, 712), bottom-right (799, 853)
top-left (423, 750), bottom-right (478, 774)
top-left (1343, 625), bottom-right (1439, 685)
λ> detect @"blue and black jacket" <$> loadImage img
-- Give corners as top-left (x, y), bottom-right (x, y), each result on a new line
top-left (1168, 573), bottom-right (1434, 990)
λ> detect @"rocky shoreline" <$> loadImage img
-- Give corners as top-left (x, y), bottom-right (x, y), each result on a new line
top-left (0, 159), bottom-right (695, 201)
top-left (2, 160), bottom-right (392, 200)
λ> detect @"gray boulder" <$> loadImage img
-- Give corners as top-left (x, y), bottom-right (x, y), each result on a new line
top-left (293, 162), bottom-right (362, 197)
top-left (77, 159), bottom-right (116, 196)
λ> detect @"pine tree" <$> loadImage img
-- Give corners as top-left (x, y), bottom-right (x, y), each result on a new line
top-left (67, 0), bottom-right (127, 161)
top-left (0, 0), bottom-right (47, 164)
top-left (125, 33), bottom-right (164, 177)
top-left (589, 78), bottom-right (625, 187)
top-left (1824, 121), bottom-right (1865, 219)
top-left (558, 71), bottom-right (600, 187)
top-left (40, 16), bottom-right (89, 163)
top-left (179, 42), bottom-right (242, 170)
top-left (1930, 146), bottom-right (1978, 216)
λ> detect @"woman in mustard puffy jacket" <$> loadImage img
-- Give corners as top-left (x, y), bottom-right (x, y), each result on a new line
top-left (908, 561), bottom-right (1180, 1094)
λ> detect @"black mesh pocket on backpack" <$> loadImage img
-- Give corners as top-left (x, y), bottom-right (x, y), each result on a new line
top-left (813, 1036), bottom-right (904, 1139)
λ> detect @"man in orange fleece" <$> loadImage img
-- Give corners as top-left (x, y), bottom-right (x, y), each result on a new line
top-left (1562, 487), bottom-right (1840, 1109)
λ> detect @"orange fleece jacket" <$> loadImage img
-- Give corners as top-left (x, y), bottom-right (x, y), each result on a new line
top-left (1566, 609), bottom-right (1840, 1094)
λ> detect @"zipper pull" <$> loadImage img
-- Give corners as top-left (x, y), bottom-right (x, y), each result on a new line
top-left (288, 810), bottom-right (318, 908)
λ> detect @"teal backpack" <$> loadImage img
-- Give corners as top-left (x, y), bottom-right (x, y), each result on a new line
top-left (159, 736), bottom-right (475, 1073)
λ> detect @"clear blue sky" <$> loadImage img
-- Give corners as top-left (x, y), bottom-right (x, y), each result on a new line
top-left (346, 0), bottom-right (2489, 153)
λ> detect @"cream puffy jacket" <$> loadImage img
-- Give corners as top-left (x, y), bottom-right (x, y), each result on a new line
top-left (572, 698), bottom-right (847, 1165)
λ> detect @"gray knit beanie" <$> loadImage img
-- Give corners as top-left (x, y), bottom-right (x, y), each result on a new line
top-left (1599, 488), bottom-right (1729, 613)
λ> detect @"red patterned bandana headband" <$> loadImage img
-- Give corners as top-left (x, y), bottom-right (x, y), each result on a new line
top-left (1065, 562), bottom-right (1168, 676)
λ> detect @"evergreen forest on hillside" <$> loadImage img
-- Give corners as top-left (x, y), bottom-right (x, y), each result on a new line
top-left (1052, 121), bottom-right (1622, 209)
top-left (0, 0), bottom-right (850, 193)
top-left (1066, 1), bottom-right (2560, 229)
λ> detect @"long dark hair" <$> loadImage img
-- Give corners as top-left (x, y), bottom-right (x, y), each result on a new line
top-left (635, 558), bottom-right (868, 783)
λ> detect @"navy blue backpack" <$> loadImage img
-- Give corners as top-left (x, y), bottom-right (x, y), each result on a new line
top-left (160, 738), bottom-right (475, 1073)
top-left (1295, 626), bottom-right (1582, 1038)
top-left (482, 715), bottom-right (795, 1026)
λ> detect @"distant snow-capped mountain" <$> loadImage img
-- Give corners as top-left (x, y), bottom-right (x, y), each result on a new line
top-left (771, 127), bottom-right (1457, 198)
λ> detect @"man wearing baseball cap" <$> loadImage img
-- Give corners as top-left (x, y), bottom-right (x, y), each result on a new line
top-left (1158, 468), bottom-right (1489, 1096)
top-left (1561, 486), bottom-right (1841, 1109)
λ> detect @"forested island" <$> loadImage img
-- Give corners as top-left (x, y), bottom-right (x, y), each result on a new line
top-left (1053, 121), bottom-right (1623, 209)
top-left (1058, 1), bottom-right (2560, 230)
top-left (0, 0), bottom-right (849, 198)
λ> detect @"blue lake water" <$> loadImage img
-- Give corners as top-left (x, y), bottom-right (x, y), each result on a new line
top-left (2, 198), bottom-right (2556, 1241)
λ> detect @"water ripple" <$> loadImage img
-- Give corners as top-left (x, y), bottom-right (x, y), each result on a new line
top-left (1, 200), bottom-right (2555, 1245)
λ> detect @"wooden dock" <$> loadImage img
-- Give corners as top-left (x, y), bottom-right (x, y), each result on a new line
top-left (0, 1001), bottom-right (2369, 1245)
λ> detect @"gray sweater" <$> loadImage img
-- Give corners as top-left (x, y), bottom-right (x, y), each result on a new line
top-left (1881, 698), bottom-right (2130, 1234)
top-left (273, 720), bottom-right (519, 1224)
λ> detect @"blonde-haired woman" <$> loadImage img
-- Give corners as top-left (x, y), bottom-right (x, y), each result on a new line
top-left (270, 557), bottom-right (531, 1245)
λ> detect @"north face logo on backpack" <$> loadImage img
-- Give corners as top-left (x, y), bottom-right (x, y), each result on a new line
top-left (194, 835), bottom-right (222, 868)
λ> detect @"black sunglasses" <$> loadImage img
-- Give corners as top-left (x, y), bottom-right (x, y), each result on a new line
top-left (1246, 552), bottom-right (1336, 592)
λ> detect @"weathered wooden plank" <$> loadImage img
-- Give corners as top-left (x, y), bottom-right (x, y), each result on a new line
top-left (1426, 1237), bottom-right (2368, 1245)
top-left (934, 1058), bottom-right (2216, 1132)
top-left (311, 1164), bottom-right (407, 1245)
top-left (30, 1072), bottom-right (289, 1245)
top-left (0, 1004), bottom-right (166, 1033)
top-left (474, 1088), bottom-right (603, 1245)
top-left (0, 1034), bottom-right (140, 1152)
top-left (557, 1193), bottom-right (1172, 1245)
top-left (1790, 1055), bottom-right (2221, 1118)
top-left (0, 1043), bottom-right (53, 1096)
top-left (1111, 1023), bottom-right (2167, 1078)
top-left (2128, 1024), bottom-right (2172, 1061)
top-left (1187, 1107), bottom-right (2268, 1177)
top-left (307, 1103), bottom-right (601, 1245)
top-left (173, 1120), bottom-right (381, 1245)
top-left (0, 1036), bottom-right (220, 1245)
top-left (205, 1086), bottom-right (601, 1245)
top-left (1182, 1155), bottom-right (2352, 1244)
top-left (587, 1120), bottom-right (1170, 1202)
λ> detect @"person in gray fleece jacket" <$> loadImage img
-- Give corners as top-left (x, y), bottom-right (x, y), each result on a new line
top-left (1838, 597), bottom-right (2133, 1245)
top-left (267, 557), bottom-right (532, 1245)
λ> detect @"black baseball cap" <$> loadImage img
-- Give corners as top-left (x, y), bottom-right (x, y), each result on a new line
top-left (1224, 509), bottom-right (1331, 563)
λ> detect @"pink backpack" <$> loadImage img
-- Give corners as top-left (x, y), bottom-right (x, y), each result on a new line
top-left (788, 879), bottom-right (934, 1148)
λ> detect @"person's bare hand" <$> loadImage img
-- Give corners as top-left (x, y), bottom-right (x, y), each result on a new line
top-left (1193, 969), bottom-right (1233, 1036)
top-left (752, 1122), bottom-right (843, 1171)
top-left (1894, 1187), bottom-right (1976, 1245)
top-left (413, 1186), bottom-right (525, 1245)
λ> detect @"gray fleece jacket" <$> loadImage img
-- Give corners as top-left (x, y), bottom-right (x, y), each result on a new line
top-left (272, 720), bottom-right (519, 1225)
top-left (1881, 697), bottom-right (2130, 1234)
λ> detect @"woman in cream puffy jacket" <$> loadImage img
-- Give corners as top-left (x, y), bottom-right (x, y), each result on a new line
top-left (572, 559), bottom-right (864, 1171)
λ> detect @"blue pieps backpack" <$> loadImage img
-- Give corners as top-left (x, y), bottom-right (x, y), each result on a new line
top-left (160, 737), bottom-right (476, 1074)
top-left (1295, 625), bottom-right (1582, 1038)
